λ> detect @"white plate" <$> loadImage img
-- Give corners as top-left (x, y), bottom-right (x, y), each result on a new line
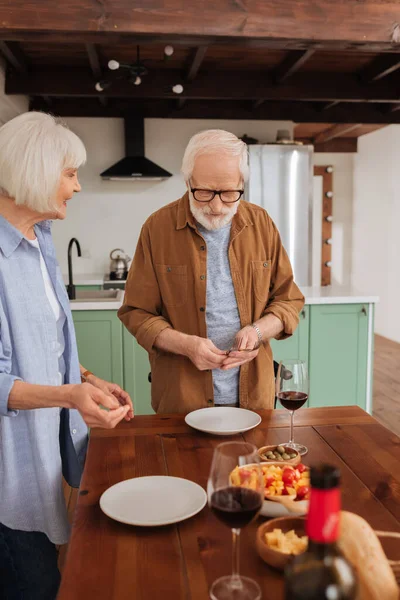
top-left (185, 407), bottom-right (261, 436)
top-left (260, 498), bottom-right (309, 518)
top-left (99, 476), bottom-right (207, 527)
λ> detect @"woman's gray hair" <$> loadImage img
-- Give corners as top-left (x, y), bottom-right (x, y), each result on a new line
top-left (181, 129), bottom-right (249, 183)
top-left (0, 111), bottom-right (86, 213)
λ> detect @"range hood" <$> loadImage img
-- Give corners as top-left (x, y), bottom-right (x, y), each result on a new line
top-left (100, 118), bottom-right (172, 181)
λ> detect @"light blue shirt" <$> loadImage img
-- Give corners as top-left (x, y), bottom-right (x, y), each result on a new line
top-left (198, 223), bottom-right (241, 406)
top-left (0, 215), bottom-right (88, 544)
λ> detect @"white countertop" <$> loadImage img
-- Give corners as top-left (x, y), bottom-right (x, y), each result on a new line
top-left (69, 283), bottom-right (379, 311)
top-left (301, 285), bottom-right (379, 305)
top-left (69, 290), bottom-right (124, 311)
top-left (64, 273), bottom-right (105, 286)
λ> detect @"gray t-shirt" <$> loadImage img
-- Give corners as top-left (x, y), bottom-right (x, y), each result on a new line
top-left (198, 223), bottom-right (241, 406)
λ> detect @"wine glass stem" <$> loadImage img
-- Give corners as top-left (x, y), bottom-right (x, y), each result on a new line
top-left (231, 528), bottom-right (242, 587)
top-left (289, 410), bottom-right (295, 444)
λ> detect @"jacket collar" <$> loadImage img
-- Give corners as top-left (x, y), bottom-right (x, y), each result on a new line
top-left (176, 192), bottom-right (253, 233)
top-left (0, 214), bottom-right (52, 258)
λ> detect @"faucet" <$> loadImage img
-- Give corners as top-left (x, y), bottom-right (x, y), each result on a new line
top-left (67, 238), bottom-right (82, 300)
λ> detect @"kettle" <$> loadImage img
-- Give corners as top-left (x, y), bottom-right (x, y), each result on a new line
top-left (109, 248), bottom-right (131, 280)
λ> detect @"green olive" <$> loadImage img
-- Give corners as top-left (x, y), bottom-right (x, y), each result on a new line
top-left (290, 453), bottom-right (297, 459)
top-left (276, 446), bottom-right (285, 455)
top-left (282, 453), bottom-right (291, 460)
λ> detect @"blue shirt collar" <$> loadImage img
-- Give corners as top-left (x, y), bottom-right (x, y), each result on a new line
top-left (0, 214), bottom-right (53, 258)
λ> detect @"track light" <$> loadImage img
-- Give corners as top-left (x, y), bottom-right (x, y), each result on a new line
top-left (108, 60), bottom-right (120, 71)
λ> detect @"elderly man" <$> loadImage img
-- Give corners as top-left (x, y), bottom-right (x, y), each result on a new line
top-left (119, 129), bottom-right (304, 413)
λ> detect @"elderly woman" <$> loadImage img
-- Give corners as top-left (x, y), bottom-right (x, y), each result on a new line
top-left (0, 112), bottom-right (133, 599)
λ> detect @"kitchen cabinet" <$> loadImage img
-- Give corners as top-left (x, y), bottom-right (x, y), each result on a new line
top-left (123, 329), bottom-right (154, 415)
top-left (75, 285), bottom-right (102, 292)
top-left (270, 306), bottom-right (310, 364)
top-left (72, 311), bottom-right (124, 388)
top-left (308, 304), bottom-right (370, 409)
top-left (71, 303), bottom-right (372, 416)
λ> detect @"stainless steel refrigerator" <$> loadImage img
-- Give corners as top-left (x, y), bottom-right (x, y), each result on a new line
top-left (245, 144), bottom-right (313, 287)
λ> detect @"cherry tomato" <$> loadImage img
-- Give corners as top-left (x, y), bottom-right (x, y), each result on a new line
top-left (296, 485), bottom-right (310, 500)
top-left (239, 469), bottom-right (252, 482)
top-left (282, 468), bottom-right (296, 485)
top-left (265, 476), bottom-right (275, 487)
top-left (296, 463), bottom-right (307, 474)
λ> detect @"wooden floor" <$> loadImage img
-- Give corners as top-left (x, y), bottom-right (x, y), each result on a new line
top-left (372, 334), bottom-right (400, 437)
top-left (58, 334), bottom-right (400, 571)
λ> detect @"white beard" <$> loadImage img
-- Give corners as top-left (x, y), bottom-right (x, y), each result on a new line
top-left (189, 195), bottom-right (239, 231)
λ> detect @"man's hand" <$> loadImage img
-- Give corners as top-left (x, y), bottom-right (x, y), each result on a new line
top-left (221, 325), bottom-right (260, 371)
top-left (85, 375), bottom-right (134, 421)
top-left (186, 336), bottom-right (227, 371)
top-left (68, 383), bottom-right (131, 429)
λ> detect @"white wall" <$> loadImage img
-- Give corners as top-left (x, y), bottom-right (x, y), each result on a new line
top-left (352, 125), bottom-right (400, 342)
top-left (53, 118), bottom-right (293, 275)
top-left (313, 153), bottom-right (354, 286)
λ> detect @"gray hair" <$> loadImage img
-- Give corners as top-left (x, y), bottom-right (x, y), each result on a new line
top-left (181, 129), bottom-right (249, 182)
top-left (0, 111), bottom-right (86, 213)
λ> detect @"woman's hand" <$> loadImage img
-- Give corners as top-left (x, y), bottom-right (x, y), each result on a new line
top-left (68, 383), bottom-right (131, 429)
top-left (85, 374), bottom-right (134, 421)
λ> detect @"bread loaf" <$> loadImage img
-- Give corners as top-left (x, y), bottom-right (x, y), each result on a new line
top-left (338, 511), bottom-right (399, 600)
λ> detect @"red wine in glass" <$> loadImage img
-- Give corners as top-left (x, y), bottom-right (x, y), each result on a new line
top-left (207, 441), bottom-right (263, 600)
top-left (276, 360), bottom-right (309, 456)
top-left (211, 486), bottom-right (262, 529)
top-left (278, 391), bottom-right (308, 412)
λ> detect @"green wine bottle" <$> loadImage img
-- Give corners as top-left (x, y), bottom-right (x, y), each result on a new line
top-left (284, 464), bottom-right (357, 600)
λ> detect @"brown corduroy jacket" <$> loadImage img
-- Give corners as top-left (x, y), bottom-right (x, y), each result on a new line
top-left (118, 193), bottom-right (304, 414)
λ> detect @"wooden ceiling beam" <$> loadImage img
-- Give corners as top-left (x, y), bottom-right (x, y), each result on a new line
top-left (0, 34), bottom-right (400, 54)
top-left (296, 137), bottom-right (358, 153)
top-left (1, 1), bottom-right (400, 48)
top-left (185, 46), bottom-right (208, 82)
top-left (320, 100), bottom-right (341, 111)
top-left (10, 70), bottom-right (400, 103)
top-left (359, 53), bottom-right (400, 82)
top-left (0, 41), bottom-right (28, 72)
top-left (28, 97), bottom-right (400, 124)
top-left (314, 123), bottom-right (362, 144)
top-left (274, 48), bottom-right (316, 83)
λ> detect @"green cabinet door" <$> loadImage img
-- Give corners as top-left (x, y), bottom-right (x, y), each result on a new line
top-left (270, 306), bottom-right (309, 364)
top-left (72, 310), bottom-right (124, 387)
top-left (123, 329), bottom-right (153, 415)
top-left (75, 285), bottom-right (102, 292)
top-left (308, 304), bottom-right (369, 409)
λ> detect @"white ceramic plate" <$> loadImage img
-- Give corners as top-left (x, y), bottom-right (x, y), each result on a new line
top-left (99, 476), bottom-right (207, 527)
top-left (260, 498), bottom-right (309, 518)
top-left (185, 407), bottom-right (262, 436)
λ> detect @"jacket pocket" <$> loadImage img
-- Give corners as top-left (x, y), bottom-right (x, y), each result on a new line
top-left (155, 264), bottom-right (187, 308)
top-left (251, 260), bottom-right (272, 303)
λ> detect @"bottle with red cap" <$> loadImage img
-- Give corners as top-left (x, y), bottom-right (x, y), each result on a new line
top-left (284, 464), bottom-right (357, 599)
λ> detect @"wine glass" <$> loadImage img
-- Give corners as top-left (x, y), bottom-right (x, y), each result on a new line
top-left (276, 359), bottom-right (309, 456)
top-left (207, 441), bottom-right (263, 600)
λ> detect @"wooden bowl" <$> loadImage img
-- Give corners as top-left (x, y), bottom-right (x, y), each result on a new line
top-left (257, 445), bottom-right (301, 466)
top-left (256, 516), bottom-right (307, 571)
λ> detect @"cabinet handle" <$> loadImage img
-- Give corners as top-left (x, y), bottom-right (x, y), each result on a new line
top-left (301, 309), bottom-right (306, 319)
top-left (361, 306), bottom-right (367, 316)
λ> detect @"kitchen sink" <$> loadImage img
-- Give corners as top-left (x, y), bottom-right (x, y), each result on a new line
top-left (71, 289), bottom-right (123, 302)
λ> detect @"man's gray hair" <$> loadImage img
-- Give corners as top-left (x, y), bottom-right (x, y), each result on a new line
top-left (0, 111), bottom-right (86, 213)
top-left (181, 129), bottom-right (249, 183)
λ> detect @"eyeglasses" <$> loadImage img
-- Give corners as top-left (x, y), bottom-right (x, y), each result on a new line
top-left (190, 185), bottom-right (244, 204)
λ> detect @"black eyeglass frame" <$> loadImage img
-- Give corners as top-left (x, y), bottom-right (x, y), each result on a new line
top-left (190, 186), bottom-right (244, 204)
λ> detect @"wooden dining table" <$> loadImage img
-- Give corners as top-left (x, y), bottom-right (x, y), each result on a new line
top-left (57, 406), bottom-right (400, 600)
